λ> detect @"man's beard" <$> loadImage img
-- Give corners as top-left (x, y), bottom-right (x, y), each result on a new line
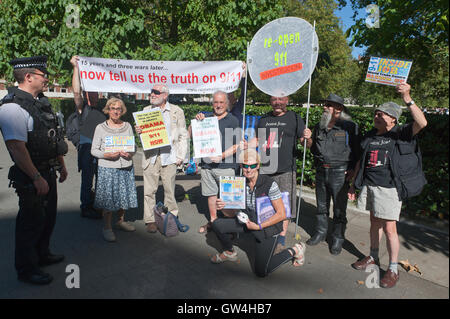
top-left (319, 111), bottom-right (332, 130)
top-left (151, 96), bottom-right (165, 106)
top-left (320, 110), bottom-right (351, 129)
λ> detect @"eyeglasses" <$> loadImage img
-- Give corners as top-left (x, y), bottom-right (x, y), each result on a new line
top-left (151, 89), bottom-right (164, 95)
top-left (242, 163), bottom-right (258, 169)
top-left (110, 107), bottom-right (122, 112)
top-left (29, 72), bottom-right (48, 79)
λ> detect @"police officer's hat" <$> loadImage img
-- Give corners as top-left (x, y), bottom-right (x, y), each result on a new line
top-left (9, 55), bottom-right (49, 74)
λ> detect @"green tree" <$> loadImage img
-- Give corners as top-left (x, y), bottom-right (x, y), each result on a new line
top-left (343, 0), bottom-right (449, 107)
top-left (285, 0), bottom-right (360, 104)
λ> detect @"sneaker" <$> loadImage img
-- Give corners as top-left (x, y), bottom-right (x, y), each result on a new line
top-left (102, 229), bottom-right (116, 242)
top-left (115, 221), bottom-right (136, 232)
top-left (351, 256), bottom-right (379, 270)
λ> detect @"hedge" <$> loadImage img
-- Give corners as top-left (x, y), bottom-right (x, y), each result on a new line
top-left (54, 99), bottom-right (449, 221)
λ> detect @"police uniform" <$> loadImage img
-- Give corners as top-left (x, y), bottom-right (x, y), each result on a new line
top-left (0, 56), bottom-right (67, 284)
top-left (307, 94), bottom-right (360, 255)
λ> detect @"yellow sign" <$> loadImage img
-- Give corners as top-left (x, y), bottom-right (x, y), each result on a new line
top-left (133, 109), bottom-right (170, 151)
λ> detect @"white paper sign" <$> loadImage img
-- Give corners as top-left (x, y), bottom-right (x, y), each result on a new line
top-left (191, 117), bottom-right (222, 159)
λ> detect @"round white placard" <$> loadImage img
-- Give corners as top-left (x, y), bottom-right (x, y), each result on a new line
top-left (248, 17), bottom-right (319, 97)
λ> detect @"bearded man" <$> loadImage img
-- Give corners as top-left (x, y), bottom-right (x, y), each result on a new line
top-left (303, 93), bottom-right (359, 255)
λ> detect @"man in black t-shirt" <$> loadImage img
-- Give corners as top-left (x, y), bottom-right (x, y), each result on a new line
top-left (248, 96), bottom-right (305, 253)
top-left (71, 56), bottom-right (106, 219)
top-left (349, 83), bottom-right (427, 288)
top-left (194, 91), bottom-right (240, 234)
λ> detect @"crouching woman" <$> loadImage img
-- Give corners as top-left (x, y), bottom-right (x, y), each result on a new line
top-left (210, 149), bottom-right (306, 277)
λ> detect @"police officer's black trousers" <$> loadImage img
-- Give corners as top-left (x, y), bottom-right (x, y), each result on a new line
top-left (314, 167), bottom-right (349, 239)
top-left (15, 169), bottom-right (57, 275)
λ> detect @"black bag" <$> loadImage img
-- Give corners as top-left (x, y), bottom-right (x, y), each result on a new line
top-left (65, 112), bottom-right (81, 147)
top-left (66, 107), bottom-right (90, 147)
top-left (394, 138), bottom-right (427, 201)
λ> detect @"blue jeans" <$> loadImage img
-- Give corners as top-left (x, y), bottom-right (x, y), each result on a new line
top-left (78, 143), bottom-right (97, 209)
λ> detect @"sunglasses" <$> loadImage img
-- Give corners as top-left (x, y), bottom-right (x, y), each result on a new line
top-left (151, 89), bottom-right (163, 95)
top-left (242, 163), bottom-right (258, 169)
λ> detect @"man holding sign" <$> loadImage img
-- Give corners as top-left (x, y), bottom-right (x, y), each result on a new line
top-left (135, 84), bottom-right (188, 233)
top-left (195, 91), bottom-right (240, 234)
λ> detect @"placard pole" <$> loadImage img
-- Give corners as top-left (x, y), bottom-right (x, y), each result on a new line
top-left (294, 21), bottom-right (316, 240)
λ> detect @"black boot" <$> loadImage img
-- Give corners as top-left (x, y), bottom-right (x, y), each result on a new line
top-left (330, 224), bottom-right (346, 255)
top-left (306, 214), bottom-right (328, 246)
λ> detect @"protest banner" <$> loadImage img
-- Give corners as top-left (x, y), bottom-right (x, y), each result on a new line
top-left (191, 117), bottom-right (222, 159)
top-left (77, 57), bottom-right (242, 94)
top-left (133, 109), bottom-right (170, 151)
top-left (365, 56), bottom-right (413, 86)
top-left (255, 192), bottom-right (291, 224)
top-left (220, 176), bottom-right (246, 209)
top-left (104, 136), bottom-right (135, 153)
top-left (247, 17), bottom-right (319, 97)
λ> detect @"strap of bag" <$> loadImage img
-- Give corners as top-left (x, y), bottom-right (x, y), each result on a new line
top-left (170, 212), bottom-right (190, 232)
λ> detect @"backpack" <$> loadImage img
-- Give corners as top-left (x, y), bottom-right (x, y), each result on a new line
top-left (65, 106), bottom-right (90, 147)
top-left (393, 135), bottom-right (427, 201)
top-left (65, 112), bottom-right (81, 147)
top-left (153, 202), bottom-right (189, 237)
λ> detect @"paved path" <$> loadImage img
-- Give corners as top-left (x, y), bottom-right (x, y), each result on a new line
top-left (0, 139), bottom-right (448, 299)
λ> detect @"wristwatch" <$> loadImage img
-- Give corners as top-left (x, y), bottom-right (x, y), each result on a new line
top-left (405, 100), bottom-right (415, 107)
top-left (32, 172), bottom-right (41, 181)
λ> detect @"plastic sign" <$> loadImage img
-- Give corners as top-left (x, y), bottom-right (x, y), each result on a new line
top-left (248, 17), bottom-right (319, 97)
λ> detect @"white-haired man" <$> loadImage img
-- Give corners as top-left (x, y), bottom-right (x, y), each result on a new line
top-left (136, 84), bottom-right (188, 233)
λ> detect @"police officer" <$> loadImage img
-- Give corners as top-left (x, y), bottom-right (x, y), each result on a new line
top-left (303, 94), bottom-right (359, 255)
top-left (0, 56), bottom-right (68, 285)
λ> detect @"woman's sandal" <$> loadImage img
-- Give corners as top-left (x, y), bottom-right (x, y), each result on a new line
top-left (293, 243), bottom-right (306, 267)
top-left (210, 250), bottom-right (238, 264)
top-left (198, 222), bottom-right (211, 234)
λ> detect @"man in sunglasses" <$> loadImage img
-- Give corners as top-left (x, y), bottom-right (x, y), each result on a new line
top-left (70, 55), bottom-right (106, 219)
top-left (0, 56), bottom-right (68, 285)
top-left (303, 93), bottom-right (359, 255)
top-left (136, 84), bottom-right (188, 233)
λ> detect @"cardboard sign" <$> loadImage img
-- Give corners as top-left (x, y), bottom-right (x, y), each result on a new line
top-left (133, 109), bottom-right (170, 151)
top-left (365, 56), bottom-right (413, 86)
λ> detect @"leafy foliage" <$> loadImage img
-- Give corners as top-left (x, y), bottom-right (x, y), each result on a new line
top-left (341, 0), bottom-right (449, 108)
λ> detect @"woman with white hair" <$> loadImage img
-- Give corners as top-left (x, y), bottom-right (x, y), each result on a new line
top-left (91, 97), bottom-right (138, 242)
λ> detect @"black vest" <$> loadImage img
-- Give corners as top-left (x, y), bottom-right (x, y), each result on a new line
top-left (2, 87), bottom-right (67, 167)
top-left (245, 174), bottom-right (284, 241)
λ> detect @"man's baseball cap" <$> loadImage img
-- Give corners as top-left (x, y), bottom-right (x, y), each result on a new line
top-left (9, 55), bottom-right (49, 74)
top-left (376, 102), bottom-right (402, 121)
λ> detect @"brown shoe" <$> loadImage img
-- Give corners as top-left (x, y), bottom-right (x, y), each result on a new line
top-left (380, 269), bottom-right (399, 288)
top-left (351, 256), bottom-right (380, 270)
top-left (146, 222), bottom-right (157, 233)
